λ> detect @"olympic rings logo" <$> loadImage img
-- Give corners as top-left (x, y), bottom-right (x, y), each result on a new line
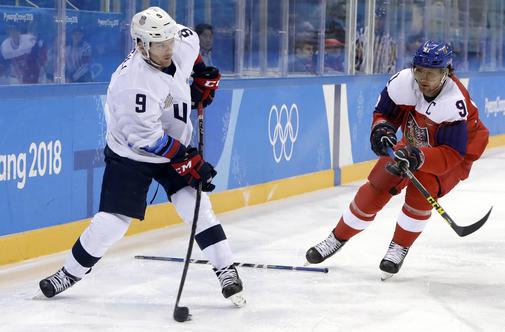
top-left (268, 103), bottom-right (299, 163)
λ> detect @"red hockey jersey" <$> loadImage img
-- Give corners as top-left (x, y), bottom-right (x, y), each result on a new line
top-left (373, 69), bottom-right (488, 181)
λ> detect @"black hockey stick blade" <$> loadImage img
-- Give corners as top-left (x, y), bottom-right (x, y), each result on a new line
top-left (135, 255), bottom-right (329, 273)
top-left (451, 206), bottom-right (492, 237)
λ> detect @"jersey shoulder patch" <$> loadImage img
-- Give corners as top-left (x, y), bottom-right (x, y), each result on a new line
top-left (386, 69), bottom-right (417, 106)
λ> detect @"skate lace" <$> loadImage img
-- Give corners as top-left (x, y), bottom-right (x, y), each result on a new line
top-left (215, 266), bottom-right (238, 289)
top-left (48, 269), bottom-right (76, 293)
top-left (314, 233), bottom-right (341, 258)
top-left (384, 242), bottom-right (409, 264)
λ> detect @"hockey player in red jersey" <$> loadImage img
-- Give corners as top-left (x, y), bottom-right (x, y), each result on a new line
top-left (306, 40), bottom-right (489, 280)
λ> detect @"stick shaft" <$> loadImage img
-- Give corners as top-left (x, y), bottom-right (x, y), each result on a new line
top-left (135, 255), bottom-right (329, 273)
top-left (173, 101), bottom-right (206, 317)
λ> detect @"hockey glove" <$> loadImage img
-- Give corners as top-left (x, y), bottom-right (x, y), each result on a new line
top-left (386, 146), bottom-right (424, 177)
top-left (370, 121), bottom-right (398, 156)
top-left (191, 66), bottom-right (221, 109)
top-left (170, 148), bottom-right (217, 192)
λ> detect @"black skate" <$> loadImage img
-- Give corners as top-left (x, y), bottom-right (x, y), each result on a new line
top-left (39, 267), bottom-right (80, 298)
top-left (306, 231), bottom-right (347, 264)
top-left (213, 265), bottom-right (246, 307)
top-left (380, 241), bottom-right (409, 281)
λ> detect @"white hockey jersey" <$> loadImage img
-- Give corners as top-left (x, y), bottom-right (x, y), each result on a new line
top-left (378, 68), bottom-right (470, 149)
top-left (386, 68), bottom-right (470, 125)
top-left (104, 24), bottom-right (199, 163)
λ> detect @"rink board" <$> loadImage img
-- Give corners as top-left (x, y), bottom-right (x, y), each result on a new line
top-left (0, 170), bottom-right (333, 265)
top-left (2, 72), bottom-right (505, 265)
top-left (0, 79), bottom-right (334, 265)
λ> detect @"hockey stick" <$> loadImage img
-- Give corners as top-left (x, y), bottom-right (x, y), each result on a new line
top-left (172, 96), bottom-right (209, 323)
top-left (135, 255), bottom-right (329, 273)
top-left (386, 147), bottom-right (492, 237)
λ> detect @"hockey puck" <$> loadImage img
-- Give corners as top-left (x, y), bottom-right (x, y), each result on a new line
top-left (173, 306), bottom-right (190, 322)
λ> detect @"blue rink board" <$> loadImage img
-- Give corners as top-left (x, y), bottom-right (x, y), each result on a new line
top-left (1, 72), bottom-right (505, 236)
top-left (0, 79), bottom-right (331, 236)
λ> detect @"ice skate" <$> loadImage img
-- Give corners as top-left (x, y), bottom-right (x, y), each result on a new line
top-left (39, 267), bottom-right (81, 298)
top-left (305, 231), bottom-right (347, 264)
top-left (214, 265), bottom-right (246, 307)
top-left (380, 241), bottom-right (409, 281)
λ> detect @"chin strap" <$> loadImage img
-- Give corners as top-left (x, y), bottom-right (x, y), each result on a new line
top-left (137, 47), bottom-right (165, 70)
top-left (144, 58), bottom-right (164, 70)
top-left (439, 71), bottom-right (448, 86)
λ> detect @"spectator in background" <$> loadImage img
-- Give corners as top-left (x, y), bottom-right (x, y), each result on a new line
top-left (0, 24), bottom-right (46, 84)
top-left (42, 36), bottom-right (58, 82)
top-left (65, 27), bottom-right (92, 83)
top-left (450, 40), bottom-right (464, 71)
top-left (289, 38), bottom-right (316, 73)
top-left (0, 55), bottom-right (13, 85)
top-left (324, 38), bottom-right (345, 72)
top-left (399, 34), bottom-right (423, 69)
top-left (70, 0), bottom-right (101, 11)
top-left (326, 0), bottom-right (346, 43)
top-left (195, 23), bottom-right (214, 66)
top-left (355, 3), bottom-right (397, 74)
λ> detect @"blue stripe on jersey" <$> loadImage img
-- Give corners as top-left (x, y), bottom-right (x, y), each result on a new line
top-left (72, 238), bottom-right (101, 268)
top-left (435, 120), bottom-right (467, 156)
top-left (150, 134), bottom-right (169, 154)
top-left (374, 87), bottom-right (401, 120)
top-left (195, 224), bottom-right (227, 250)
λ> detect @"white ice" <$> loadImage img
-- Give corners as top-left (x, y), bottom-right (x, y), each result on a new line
top-left (1, 147), bottom-right (505, 332)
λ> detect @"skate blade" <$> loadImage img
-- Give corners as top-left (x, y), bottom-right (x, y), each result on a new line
top-left (380, 272), bottom-right (394, 281)
top-left (304, 260), bottom-right (323, 266)
top-left (32, 290), bottom-right (49, 300)
top-left (229, 292), bottom-right (246, 308)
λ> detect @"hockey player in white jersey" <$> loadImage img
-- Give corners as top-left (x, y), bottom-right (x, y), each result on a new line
top-left (39, 7), bottom-right (245, 307)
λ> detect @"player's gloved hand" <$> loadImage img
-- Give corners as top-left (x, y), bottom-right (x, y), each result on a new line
top-left (370, 121), bottom-right (398, 156)
top-left (386, 146), bottom-right (424, 177)
top-left (170, 147), bottom-right (217, 192)
top-left (191, 66), bottom-right (221, 109)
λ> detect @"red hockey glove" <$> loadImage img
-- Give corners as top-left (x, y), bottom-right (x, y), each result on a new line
top-left (370, 121), bottom-right (398, 156)
top-left (170, 148), bottom-right (217, 192)
top-left (191, 66), bottom-right (221, 109)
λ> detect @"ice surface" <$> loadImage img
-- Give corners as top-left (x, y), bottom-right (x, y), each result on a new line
top-left (1, 148), bottom-right (504, 331)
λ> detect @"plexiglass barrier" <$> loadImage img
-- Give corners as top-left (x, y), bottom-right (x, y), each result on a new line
top-left (0, 0), bottom-right (504, 85)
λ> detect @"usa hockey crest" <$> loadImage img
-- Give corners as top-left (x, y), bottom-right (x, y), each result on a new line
top-left (405, 113), bottom-right (430, 148)
top-left (162, 93), bottom-right (173, 109)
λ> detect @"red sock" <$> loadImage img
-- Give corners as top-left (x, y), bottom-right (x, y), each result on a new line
top-left (333, 217), bottom-right (363, 241)
top-left (392, 224), bottom-right (421, 248)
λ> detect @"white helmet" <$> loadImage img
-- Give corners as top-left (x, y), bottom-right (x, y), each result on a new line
top-left (130, 7), bottom-right (178, 53)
